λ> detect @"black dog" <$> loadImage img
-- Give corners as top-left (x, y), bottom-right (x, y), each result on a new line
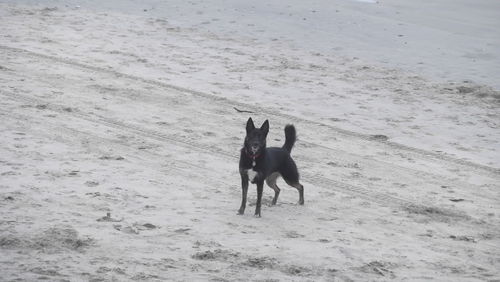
top-left (238, 118), bottom-right (304, 217)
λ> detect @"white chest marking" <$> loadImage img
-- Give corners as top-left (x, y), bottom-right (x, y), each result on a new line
top-left (247, 169), bottom-right (257, 182)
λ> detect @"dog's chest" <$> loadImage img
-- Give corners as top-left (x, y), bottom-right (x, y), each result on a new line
top-left (246, 168), bottom-right (258, 181)
top-left (245, 161), bottom-right (259, 182)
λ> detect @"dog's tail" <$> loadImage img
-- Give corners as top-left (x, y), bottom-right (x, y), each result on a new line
top-left (283, 124), bottom-right (296, 153)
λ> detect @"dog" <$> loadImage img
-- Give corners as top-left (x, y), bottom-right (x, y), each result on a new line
top-left (238, 117), bottom-right (304, 217)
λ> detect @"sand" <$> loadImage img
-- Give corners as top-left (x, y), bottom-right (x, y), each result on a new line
top-left (0, 1), bottom-right (499, 281)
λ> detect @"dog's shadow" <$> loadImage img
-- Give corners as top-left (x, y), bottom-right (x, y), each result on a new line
top-left (247, 197), bottom-right (281, 207)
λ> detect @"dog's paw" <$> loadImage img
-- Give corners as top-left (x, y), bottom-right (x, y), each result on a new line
top-left (254, 213), bottom-right (261, 218)
top-left (237, 209), bottom-right (245, 215)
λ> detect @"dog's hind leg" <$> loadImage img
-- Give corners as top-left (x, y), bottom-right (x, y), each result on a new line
top-left (281, 158), bottom-right (304, 205)
top-left (284, 179), bottom-right (304, 205)
top-left (265, 172), bottom-right (281, 205)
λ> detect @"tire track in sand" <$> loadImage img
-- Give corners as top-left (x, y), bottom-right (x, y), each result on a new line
top-left (0, 46), bottom-right (497, 207)
top-left (0, 51), bottom-right (497, 211)
top-left (0, 44), bottom-right (498, 177)
top-left (1, 89), bottom-right (491, 219)
top-left (3, 96), bottom-right (499, 254)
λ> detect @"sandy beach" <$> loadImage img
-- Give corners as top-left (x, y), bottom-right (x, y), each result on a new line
top-left (1, 1), bottom-right (499, 281)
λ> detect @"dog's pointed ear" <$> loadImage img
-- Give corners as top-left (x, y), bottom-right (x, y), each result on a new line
top-left (261, 120), bottom-right (269, 136)
top-left (246, 117), bottom-right (255, 134)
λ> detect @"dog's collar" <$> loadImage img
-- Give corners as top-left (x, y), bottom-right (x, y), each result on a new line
top-left (245, 148), bottom-right (260, 160)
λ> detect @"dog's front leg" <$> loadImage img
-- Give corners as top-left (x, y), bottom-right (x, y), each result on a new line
top-left (238, 172), bottom-right (249, 215)
top-left (254, 180), bottom-right (264, 217)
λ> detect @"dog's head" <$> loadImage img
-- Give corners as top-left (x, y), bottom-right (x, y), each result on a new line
top-left (244, 117), bottom-right (269, 158)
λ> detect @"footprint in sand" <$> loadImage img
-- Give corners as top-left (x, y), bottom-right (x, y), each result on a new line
top-left (85, 180), bottom-right (99, 187)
